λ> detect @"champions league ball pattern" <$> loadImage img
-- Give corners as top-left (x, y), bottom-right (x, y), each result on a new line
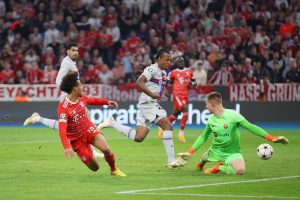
top-left (257, 143), bottom-right (274, 160)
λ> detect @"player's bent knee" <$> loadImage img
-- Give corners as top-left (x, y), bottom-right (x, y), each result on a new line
top-left (163, 124), bottom-right (173, 131)
top-left (182, 107), bottom-right (188, 113)
top-left (90, 166), bottom-right (99, 172)
top-left (174, 110), bottom-right (181, 117)
top-left (235, 168), bottom-right (245, 175)
top-left (86, 161), bottom-right (100, 172)
top-left (134, 137), bottom-right (145, 142)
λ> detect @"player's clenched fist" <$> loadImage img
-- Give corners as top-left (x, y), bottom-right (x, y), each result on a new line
top-left (108, 101), bottom-right (118, 109)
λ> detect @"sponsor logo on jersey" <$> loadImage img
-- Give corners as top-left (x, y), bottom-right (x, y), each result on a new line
top-left (178, 77), bottom-right (184, 84)
top-left (215, 132), bottom-right (230, 137)
top-left (73, 114), bottom-right (79, 122)
top-left (219, 133), bottom-right (229, 137)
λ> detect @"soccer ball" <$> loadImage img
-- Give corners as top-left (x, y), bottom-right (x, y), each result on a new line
top-left (257, 143), bottom-right (273, 160)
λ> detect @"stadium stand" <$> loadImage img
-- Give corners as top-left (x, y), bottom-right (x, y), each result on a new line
top-left (0, 0), bottom-right (299, 85)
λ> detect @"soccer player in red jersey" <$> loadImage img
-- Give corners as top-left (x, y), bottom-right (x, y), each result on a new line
top-left (158, 57), bottom-right (196, 143)
top-left (57, 71), bottom-right (126, 176)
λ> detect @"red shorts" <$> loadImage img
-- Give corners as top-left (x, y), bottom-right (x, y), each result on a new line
top-left (173, 95), bottom-right (188, 111)
top-left (70, 132), bottom-right (98, 165)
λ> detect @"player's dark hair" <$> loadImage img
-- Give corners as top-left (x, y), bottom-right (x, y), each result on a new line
top-left (206, 92), bottom-right (222, 104)
top-left (175, 56), bottom-right (185, 68)
top-left (60, 72), bottom-right (79, 94)
top-left (67, 43), bottom-right (78, 50)
top-left (155, 48), bottom-right (170, 61)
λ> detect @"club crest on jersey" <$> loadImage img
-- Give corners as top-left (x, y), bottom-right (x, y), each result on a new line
top-left (148, 68), bottom-right (153, 72)
top-left (224, 124), bottom-right (228, 129)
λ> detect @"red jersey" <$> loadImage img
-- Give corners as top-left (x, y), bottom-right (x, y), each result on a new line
top-left (168, 68), bottom-right (194, 97)
top-left (57, 95), bottom-right (109, 150)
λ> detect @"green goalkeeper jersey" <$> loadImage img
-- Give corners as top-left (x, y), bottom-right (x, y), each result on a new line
top-left (192, 109), bottom-right (267, 155)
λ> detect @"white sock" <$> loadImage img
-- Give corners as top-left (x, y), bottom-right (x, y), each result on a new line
top-left (111, 121), bottom-right (136, 140)
top-left (179, 129), bottom-right (184, 135)
top-left (39, 117), bottom-right (59, 130)
top-left (91, 145), bottom-right (97, 152)
top-left (162, 130), bottom-right (175, 164)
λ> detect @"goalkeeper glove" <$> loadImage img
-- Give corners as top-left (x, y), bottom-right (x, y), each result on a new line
top-left (265, 134), bottom-right (289, 144)
top-left (177, 148), bottom-right (195, 160)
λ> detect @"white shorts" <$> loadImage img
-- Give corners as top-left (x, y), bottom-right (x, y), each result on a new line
top-left (136, 101), bottom-right (167, 129)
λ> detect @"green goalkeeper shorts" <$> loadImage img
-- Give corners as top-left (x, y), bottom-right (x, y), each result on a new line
top-left (201, 149), bottom-right (244, 165)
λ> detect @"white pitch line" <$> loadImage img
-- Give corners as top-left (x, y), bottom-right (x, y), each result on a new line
top-left (0, 140), bottom-right (58, 145)
top-left (135, 193), bottom-right (299, 199)
top-left (116, 175), bottom-right (300, 194)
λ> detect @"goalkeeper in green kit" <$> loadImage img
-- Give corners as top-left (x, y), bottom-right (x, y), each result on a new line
top-left (177, 92), bottom-right (289, 175)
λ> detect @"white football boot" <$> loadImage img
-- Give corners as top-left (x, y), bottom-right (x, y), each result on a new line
top-left (23, 113), bottom-right (40, 126)
top-left (97, 116), bottom-right (114, 131)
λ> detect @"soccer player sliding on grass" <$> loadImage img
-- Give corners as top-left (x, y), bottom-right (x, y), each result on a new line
top-left (23, 44), bottom-right (103, 158)
top-left (56, 71), bottom-right (126, 176)
top-left (177, 92), bottom-right (289, 175)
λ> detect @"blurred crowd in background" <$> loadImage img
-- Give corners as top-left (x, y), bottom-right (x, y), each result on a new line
top-left (0, 0), bottom-right (300, 86)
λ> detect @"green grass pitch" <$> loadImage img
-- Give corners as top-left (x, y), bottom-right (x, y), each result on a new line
top-left (0, 127), bottom-right (299, 200)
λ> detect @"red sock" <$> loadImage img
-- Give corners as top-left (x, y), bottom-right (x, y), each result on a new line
top-left (168, 114), bottom-right (177, 123)
top-left (104, 152), bottom-right (116, 171)
top-left (180, 112), bottom-right (188, 130)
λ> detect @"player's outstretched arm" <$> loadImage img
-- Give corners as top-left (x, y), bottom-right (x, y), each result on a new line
top-left (265, 134), bottom-right (289, 144)
top-left (239, 120), bottom-right (289, 145)
top-left (85, 96), bottom-right (110, 106)
top-left (177, 125), bottom-right (212, 160)
top-left (85, 96), bottom-right (118, 109)
top-left (57, 107), bottom-right (74, 159)
top-left (58, 121), bottom-right (74, 159)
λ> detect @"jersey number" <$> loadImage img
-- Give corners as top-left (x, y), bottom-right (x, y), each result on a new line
top-left (87, 126), bottom-right (97, 134)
